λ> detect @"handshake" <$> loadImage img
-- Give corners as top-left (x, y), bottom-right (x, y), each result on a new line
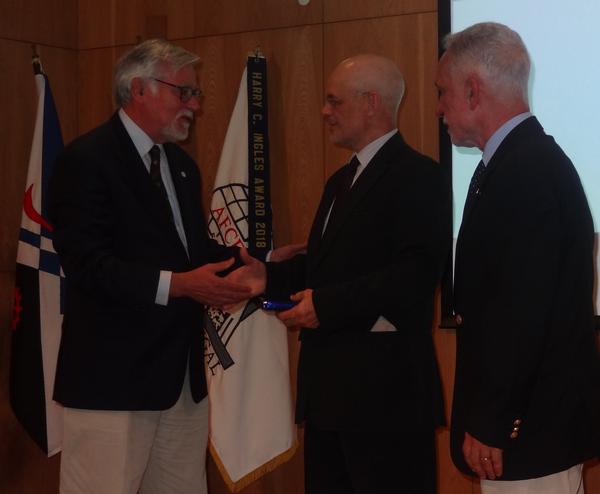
top-left (170, 242), bottom-right (320, 328)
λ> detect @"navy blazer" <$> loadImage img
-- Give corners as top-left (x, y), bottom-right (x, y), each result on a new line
top-left (49, 113), bottom-right (230, 410)
top-left (452, 116), bottom-right (600, 480)
top-left (267, 132), bottom-right (452, 431)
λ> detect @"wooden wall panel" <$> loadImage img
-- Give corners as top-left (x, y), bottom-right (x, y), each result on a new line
top-left (323, 13), bottom-right (439, 177)
top-left (77, 46), bottom-right (128, 135)
top-left (78, 0), bottom-right (197, 50)
top-left (79, 0), bottom-right (140, 49)
top-left (78, 0), bottom-right (321, 50)
top-left (0, 0), bottom-right (77, 48)
top-left (324, 0), bottom-right (436, 23)
top-left (194, 0), bottom-right (322, 37)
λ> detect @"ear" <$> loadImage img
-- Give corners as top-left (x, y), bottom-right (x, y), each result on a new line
top-left (465, 76), bottom-right (481, 110)
top-left (364, 91), bottom-right (381, 116)
top-left (130, 77), bottom-right (146, 102)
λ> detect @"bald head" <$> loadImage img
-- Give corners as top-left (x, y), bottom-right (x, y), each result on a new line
top-left (323, 54), bottom-right (405, 151)
top-left (335, 54), bottom-right (405, 118)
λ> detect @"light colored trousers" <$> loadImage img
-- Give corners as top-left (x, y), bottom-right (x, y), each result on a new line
top-left (481, 464), bottom-right (584, 494)
top-left (60, 371), bottom-right (208, 494)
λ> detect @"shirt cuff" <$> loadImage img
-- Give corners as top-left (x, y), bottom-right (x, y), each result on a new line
top-left (155, 270), bottom-right (172, 306)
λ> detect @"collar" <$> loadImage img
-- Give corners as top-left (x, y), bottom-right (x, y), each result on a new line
top-left (118, 108), bottom-right (162, 159)
top-left (353, 128), bottom-right (398, 174)
top-left (482, 112), bottom-right (532, 165)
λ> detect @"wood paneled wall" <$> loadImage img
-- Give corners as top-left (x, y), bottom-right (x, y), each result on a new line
top-left (1, 1), bottom-right (598, 493)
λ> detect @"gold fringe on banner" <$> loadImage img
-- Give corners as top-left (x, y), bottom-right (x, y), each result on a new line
top-left (209, 439), bottom-right (299, 492)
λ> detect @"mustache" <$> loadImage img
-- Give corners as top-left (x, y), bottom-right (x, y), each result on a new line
top-left (177, 109), bottom-right (194, 120)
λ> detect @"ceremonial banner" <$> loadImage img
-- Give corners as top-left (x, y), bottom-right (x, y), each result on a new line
top-left (10, 61), bottom-right (64, 456)
top-left (205, 55), bottom-right (297, 492)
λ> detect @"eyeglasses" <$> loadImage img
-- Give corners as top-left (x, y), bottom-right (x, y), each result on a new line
top-left (325, 91), bottom-right (370, 109)
top-left (152, 78), bottom-right (203, 102)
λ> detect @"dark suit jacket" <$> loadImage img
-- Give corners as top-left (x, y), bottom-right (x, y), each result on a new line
top-left (49, 113), bottom-right (231, 410)
top-left (267, 132), bottom-right (452, 431)
top-left (452, 116), bottom-right (600, 480)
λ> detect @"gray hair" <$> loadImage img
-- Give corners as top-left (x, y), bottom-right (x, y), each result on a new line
top-left (113, 39), bottom-right (200, 107)
top-left (443, 22), bottom-right (530, 103)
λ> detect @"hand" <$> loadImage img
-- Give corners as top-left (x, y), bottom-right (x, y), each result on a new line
top-left (226, 247), bottom-right (267, 297)
top-left (463, 431), bottom-right (503, 480)
top-left (276, 289), bottom-right (319, 328)
top-left (170, 258), bottom-right (252, 308)
top-left (269, 242), bottom-right (307, 262)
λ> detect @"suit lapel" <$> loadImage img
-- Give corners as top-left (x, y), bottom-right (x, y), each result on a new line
top-left (311, 132), bottom-right (403, 269)
top-left (458, 116), bottom-right (540, 234)
top-left (108, 114), bottom-right (187, 254)
top-left (307, 176), bottom-right (337, 255)
top-left (164, 144), bottom-right (198, 259)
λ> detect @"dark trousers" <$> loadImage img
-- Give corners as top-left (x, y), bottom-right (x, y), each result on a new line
top-left (304, 421), bottom-right (436, 494)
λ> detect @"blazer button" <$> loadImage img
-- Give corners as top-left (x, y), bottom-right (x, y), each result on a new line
top-left (513, 419), bottom-right (522, 426)
top-left (510, 430), bottom-right (519, 439)
top-left (455, 314), bottom-right (463, 326)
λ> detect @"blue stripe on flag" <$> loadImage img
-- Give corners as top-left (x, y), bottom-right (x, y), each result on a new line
top-left (41, 74), bottom-right (64, 236)
top-left (39, 250), bottom-right (61, 276)
top-left (19, 228), bottom-right (41, 248)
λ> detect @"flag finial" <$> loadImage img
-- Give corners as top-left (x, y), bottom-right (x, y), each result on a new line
top-left (31, 44), bottom-right (43, 75)
top-left (252, 46), bottom-right (264, 60)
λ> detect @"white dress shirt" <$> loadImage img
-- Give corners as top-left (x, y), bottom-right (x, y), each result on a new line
top-left (118, 109), bottom-right (189, 306)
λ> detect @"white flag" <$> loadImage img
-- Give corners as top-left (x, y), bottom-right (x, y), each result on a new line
top-left (205, 60), bottom-right (297, 492)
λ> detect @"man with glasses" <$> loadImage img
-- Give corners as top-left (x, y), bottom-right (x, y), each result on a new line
top-left (49, 39), bottom-right (253, 494)
top-left (231, 54), bottom-right (451, 494)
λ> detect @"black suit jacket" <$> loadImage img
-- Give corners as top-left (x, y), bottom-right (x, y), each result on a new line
top-left (452, 116), bottom-right (600, 480)
top-left (49, 113), bottom-right (231, 410)
top-left (267, 132), bottom-right (452, 431)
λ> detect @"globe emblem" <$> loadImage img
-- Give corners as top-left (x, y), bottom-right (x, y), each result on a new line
top-left (207, 183), bottom-right (249, 246)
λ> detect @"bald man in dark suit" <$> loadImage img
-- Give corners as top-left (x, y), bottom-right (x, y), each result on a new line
top-left (234, 54), bottom-right (451, 494)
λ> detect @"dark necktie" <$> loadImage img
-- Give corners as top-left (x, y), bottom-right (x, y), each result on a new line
top-left (467, 160), bottom-right (486, 200)
top-left (149, 145), bottom-right (173, 220)
top-left (462, 159), bottom-right (486, 219)
top-left (325, 156), bottom-right (360, 232)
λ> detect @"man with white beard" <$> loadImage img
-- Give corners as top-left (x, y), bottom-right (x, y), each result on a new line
top-left (49, 39), bottom-right (253, 494)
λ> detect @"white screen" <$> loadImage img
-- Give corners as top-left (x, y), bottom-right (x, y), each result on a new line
top-left (450, 0), bottom-right (600, 313)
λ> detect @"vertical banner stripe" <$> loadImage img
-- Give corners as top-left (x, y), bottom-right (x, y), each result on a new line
top-left (247, 56), bottom-right (272, 259)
